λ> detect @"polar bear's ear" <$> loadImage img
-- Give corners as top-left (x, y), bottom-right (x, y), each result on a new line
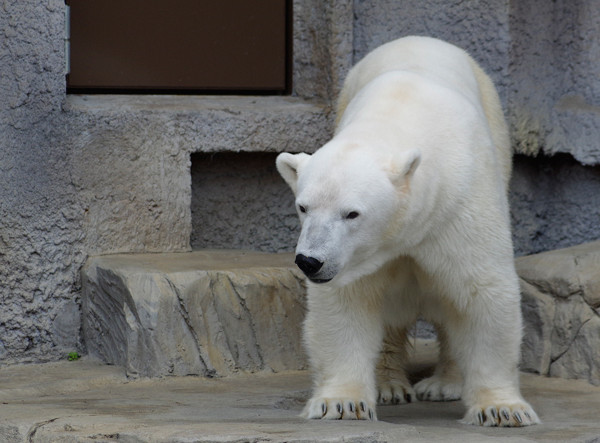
top-left (276, 152), bottom-right (311, 195)
top-left (387, 149), bottom-right (421, 186)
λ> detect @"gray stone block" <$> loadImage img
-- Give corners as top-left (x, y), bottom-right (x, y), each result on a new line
top-left (82, 250), bottom-right (307, 377)
top-left (517, 240), bottom-right (600, 385)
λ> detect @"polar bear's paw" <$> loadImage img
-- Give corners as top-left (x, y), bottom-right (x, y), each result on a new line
top-left (414, 375), bottom-right (462, 401)
top-left (302, 397), bottom-right (377, 420)
top-left (377, 380), bottom-right (415, 405)
top-left (462, 403), bottom-right (540, 427)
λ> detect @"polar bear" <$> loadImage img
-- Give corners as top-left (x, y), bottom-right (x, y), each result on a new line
top-left (276, 36), bottom-right (539, 427)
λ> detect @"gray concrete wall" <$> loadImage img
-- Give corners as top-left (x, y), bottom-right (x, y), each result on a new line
top-left (509, 0), bottom-right (600, 164)
top-left (353, 0), bottom-right (512, 96)
top-left (1, 1), bottom-right (81, 362)
top-left (1, 0), bottom-right (599, 364)
top-left (510, 154), bottom-right (600, 257)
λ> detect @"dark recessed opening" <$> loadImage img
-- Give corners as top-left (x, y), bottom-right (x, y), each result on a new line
top-left (190, 152), bottom-right (299, 252)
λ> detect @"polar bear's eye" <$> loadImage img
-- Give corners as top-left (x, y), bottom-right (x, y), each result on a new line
top-left (298, 205), bottom-right (307, 213)
top-left (346, 211), bottom-right (360, 220)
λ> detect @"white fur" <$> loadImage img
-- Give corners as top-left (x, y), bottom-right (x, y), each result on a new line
top-left (276, 36), bottom-right (539, 426)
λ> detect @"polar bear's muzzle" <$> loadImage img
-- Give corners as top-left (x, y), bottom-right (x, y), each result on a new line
top-left (295, 254), bottom-right (332, 283)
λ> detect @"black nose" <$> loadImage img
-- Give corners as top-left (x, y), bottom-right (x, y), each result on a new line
top-left (295, 254), bottom-right (323, 276)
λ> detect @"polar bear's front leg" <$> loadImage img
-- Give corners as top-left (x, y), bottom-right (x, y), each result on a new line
top-left (446, 281), bottom-right (540, 427)
top-left (302, 285), bottom-right (384, 420)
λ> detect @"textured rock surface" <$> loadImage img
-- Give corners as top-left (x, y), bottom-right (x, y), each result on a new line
top-left (0, 0), bottom-right (85, 364)
top-left (518, 241), bottom-right (600, 385)
top-left (82, 250), bottom-right (307, 377)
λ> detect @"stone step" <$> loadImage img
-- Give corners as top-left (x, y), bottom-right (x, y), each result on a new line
top-left (517, 240), bottom-right (600, 385)
top-left (82, 241), bottom-right (600, 386)
top-left (82, 250), bottom-right (307, 377)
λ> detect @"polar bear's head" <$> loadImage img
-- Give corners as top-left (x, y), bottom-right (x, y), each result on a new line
top-left (276, 144), bottom-right (420, 287)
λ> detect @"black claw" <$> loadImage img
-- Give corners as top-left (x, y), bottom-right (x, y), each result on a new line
top-left (477, 411), bottom-right (484, 425)
top-left (490, 408), bottom-right (498, 420)
top-left (348, 402), bottom-right (355, 413)
top-left (405, 393), bottom-right (412, 403)
top-left (501, 410), bottom-right (510, 421)
top-left (368, 409), bottom-right (374, 420)
top-left (336, 403), bottom-right (343, 415)
top-left (321, 403), bottom-right (327, 416)
top-left (524, 411), bottom-right (531, 420)
top-left (360, 401), bottom-right (366, 412)
top-left (514, 412), bottom-right (523, 424)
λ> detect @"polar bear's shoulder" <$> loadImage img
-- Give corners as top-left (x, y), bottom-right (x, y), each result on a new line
top-left (334, 36), bottom-right (511, 190)
top-left (336, 37), bottom-right (480, 124)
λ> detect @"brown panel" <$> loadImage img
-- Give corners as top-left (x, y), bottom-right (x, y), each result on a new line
top-left (67, 0), bottom-right (289, 92)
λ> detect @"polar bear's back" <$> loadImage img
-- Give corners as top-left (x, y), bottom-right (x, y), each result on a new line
top-left (336, 36), bottom-right (511, 191)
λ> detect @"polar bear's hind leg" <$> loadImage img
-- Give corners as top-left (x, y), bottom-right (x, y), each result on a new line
top-left (376, 326), bottom-right (416, 405)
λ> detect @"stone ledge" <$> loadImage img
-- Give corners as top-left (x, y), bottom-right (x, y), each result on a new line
top-left (517, 240), bottom-right (600, 385)
top-left (82, 250), bottom-right (307, 377)
top-left (64, 95), bottom-right (333, 154)
top-left (65, 94), bottom-right (328, 114)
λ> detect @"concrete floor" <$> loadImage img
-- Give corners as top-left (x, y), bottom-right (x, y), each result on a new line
top-left (1, 342), bottom-right (599, 442)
